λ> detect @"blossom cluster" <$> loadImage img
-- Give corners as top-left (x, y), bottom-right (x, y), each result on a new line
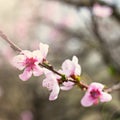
top-left (12, 42), bottom-right (112, 107)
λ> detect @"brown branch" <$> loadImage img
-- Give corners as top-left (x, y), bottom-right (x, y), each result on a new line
top-left (39, 62), bottom-right (89, 89)
top-left (105, 82), bottom-right (120, 93)
top-left (39, 62), bottom-right (63, 77)
top-left (0, 30), bottom-right (22, 52)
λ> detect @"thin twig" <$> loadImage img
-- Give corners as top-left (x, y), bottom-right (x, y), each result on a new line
top-left (0, 30), bottom-right (22, 52)
top-left (105, 82), bottom-right (120, 93)
top-left (39, 63), bottom-right (63, 77)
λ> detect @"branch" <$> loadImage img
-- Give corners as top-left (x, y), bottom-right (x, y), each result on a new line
top-left (0, 30), bottom-right (88, 89)
top-left (0, 30), bottom-right (22, 52)
top-left (105, 82), bottom-right (120, 93)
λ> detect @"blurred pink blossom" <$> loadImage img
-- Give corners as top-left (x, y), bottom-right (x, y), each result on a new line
top-left (60, 14), bottom-right (75, 28)
top-left (15, 18), bottom-right (31, 40)
top-left (42, 69), bottom-right (60, 101)
top-left (21, 110), bottom-right (33, 120)
top-left (93, 4), bottom-right (113, 18)
top-left (81, 82), bottom-right (112, 107)
top-left (40, 2), bottom-right (61, 22)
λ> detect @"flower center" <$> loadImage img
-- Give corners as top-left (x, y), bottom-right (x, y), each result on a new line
top-left (25, 57), bottom-right (37, 68)
top-left (90, 89), bottom-right (101, 99)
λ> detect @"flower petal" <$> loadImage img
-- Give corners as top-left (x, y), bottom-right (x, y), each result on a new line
top-left (72, 56), bottom-right (78, 64)
top-left (62, 59), bottom-right (75, 77)
top-left (88, 82), bottom-right (104, 92)
top-left (60, 81), bottom-right (74, 91)
top-left (33, 65), bottom-right (43, 76)
top-left (21, 50), bottom-right (33, 58)
top-left (72, 56), bottom-right (81, 75)
top-left (39, 43), bottom-right (49, 59)
top-left (49, 85), bottom-right (60, 101)
top-left (32, 50), bottom-right (43, 63)
top-left (81, 93), bottom-right (94, 107)
top-left (100, 92), bottom-right (112, 102)
top-left (12, 55), bottom-right (26, 70)
top-left (19, 68), bottom-right (32, 81)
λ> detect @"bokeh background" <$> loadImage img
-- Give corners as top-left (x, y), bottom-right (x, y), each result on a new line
top-left (0, 0), bottom-right (120, 120)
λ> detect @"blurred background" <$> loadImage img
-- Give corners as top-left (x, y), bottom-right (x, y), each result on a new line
top-left (0, 0), bottom-right (120, 120)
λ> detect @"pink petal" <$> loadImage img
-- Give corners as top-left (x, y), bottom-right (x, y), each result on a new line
top-left (33, 65), bottom-right (43, 76)
top-left (88, 82), bottom-right (104, 92)
top-left (100, 92), bottom-right (112, 102)
top-left (72, 56), bottom-right (81, 75)
top-left (49, 85), bottom-right (60, 101)
top-left (21, 50), bottom-right (33, 58)
top-left (43, 68), bottom-right (52, 76)
top-left (42, 73), bottom-right (58, 90)
top-left (62, 60), bottom-right (75, 77)
top-left (19, 68), bottom-right (32, 81)
top-left (60, 81), bottom-right (74, 90)
top-left (12, 55), bottom-right (26, 70)
top-left (74, 64), bottom-right (81, 76)
top-left (32, 50), bottom-right (43, 63)
top-left (72, 56), bottom-right (78, 64)
top-left (39, 43), bottom-right (49, 59)
top-left (81, 93), bottom-right (94, 107)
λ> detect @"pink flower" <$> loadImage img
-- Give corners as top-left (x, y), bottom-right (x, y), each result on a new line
top-left (93, 4), bottom-right (112, 18)
top-left (62, 56), bottom-right (81, 77)
top-left (42, 69), bottom-right (60, 101)
top-left (81, 82), bottom-right (112, 107)
top-left (60, 56), bottom-right (81, 90)
top-left (12, 43), bottom-right (49, 81)
top-left (12, 50), bottom-right (43, 81)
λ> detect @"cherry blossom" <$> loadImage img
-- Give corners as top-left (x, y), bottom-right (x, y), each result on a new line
top-left (81, 82), bottom-right (112, 107)
top-left (62, 56), bottom-right (81, 77)
top-left (59, 56), bottom-right (81, 90)
top-left (93, 4), bottom-right (113, 18)
top-left (12, 50), bottom-right (43, 81)
top-left (60, 81), bottom-right (74, 91)
top-left (42, 69), bottom-right (60, 101)
top-left (12, 43), bottom-right (49, 81)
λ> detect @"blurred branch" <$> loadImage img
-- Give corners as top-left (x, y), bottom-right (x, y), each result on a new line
top-left (0, 30), bottom-right (22, 52)
top-left (105, 82), bottom-right (120, 93)
top-left (89, 3), bottom-right (120, 73)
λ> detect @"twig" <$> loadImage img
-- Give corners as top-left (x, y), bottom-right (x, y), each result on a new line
top-left (0, 30), bottom-right (22, 52)
top-left (105, 82), bottom-right (120, 93)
